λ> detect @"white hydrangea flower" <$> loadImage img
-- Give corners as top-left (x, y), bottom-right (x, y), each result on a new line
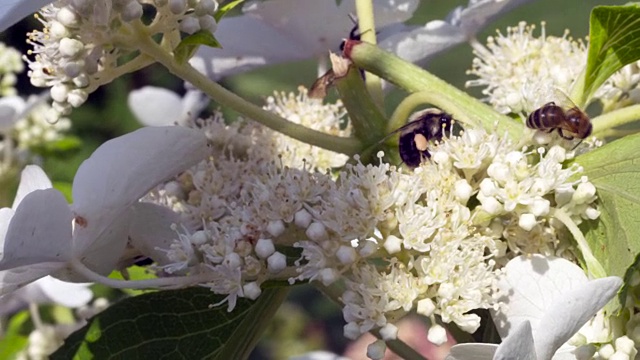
top-left (25, 0), bottom-right (218, 119)
top-left (262, 86), bottom-right (352, 170)
top-left (467, 22), bottom-right (586, 114)
top-left (0, 42), bottom-right (24, 96)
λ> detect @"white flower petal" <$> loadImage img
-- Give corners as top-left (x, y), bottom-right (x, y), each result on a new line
top-left (65, 127), bottom-right (207, 277)
top-left (180, 90), bottom-right (209, 125)
top-left (128, 86), bottom-right (183, 126)
top-left (0, 265), bottom-right (61, 297)
top-left (12, 165), bottom-right (53, 210)
top-left (533, 276), bottom-right (622, 360)
top-left (0, 0), bottom-right (53, 32)
top-left (494, 320), bottom-right (536, 360)
top-left (0, 189), bottom-right (72, 270)
top-left (192, 0), bottom-right (418, 79)
top-left (36, 276), bottom-right (92, 307)
top-left (0, 208), bottom-right (15, 251)
top-left (0, 96), bottom-right (26, 131)
top-left (492, 255), bottom-right (588, 339)
top-left (380, 0), bottom-right (534, 65)
top-left (128, 202), bottom-right (183, 265)
top-left (445, 343), bottom-right (498, 360)
top-left (72, 126), bottom-right (208, 237)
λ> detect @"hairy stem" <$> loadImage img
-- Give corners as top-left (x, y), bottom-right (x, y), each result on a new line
top-left (355, 0), bottom-right (384, 109)
top-left (591, 104), bottom-right (640, 135)
top-left (551, 208), bottom-right (606, 278)
top-left (131, 21), bottom-right (362, 156)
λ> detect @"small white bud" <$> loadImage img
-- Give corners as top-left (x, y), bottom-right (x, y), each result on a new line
top-left (431, 151), bottom-right (449, 164)
top-left (59, 38), bottom-right (84, 57)
top-left (267, 252), bottom-right (286, 273)
top-left (67, 89), bottom-right (88, 107)
top-left (199, 15), bottom-right (217, 33)
top-left (169, 0), bottom-right (187, 14)
top-left (479, 178), bottom-right (497, 196)
top-left (383, 235), bottom-right (402, 254)
top-left (319, 268), bottom-right (338, 286)
top-left (72, 73), bottom-right (89, 88)
top-left (487, 163), bottom-right (510, 183)
top-left (242, 282), bottom-right (261, 300)
top-left (255, 238), bottom-right (275, 259)
top-left (266, 220), bottom-right (285, 237)
top-left (63, 61), bottom-right (83, 78)
top-left (518, 213), bottom-right (537, 231)
top-left (529, 198), bottom-right (550, 216)
top-left (366, 340), bottom-right (386, 360)
top-left (294, 209), bottom-right (312, 228)
top-left (454, 179), bottom-right (473, 204)
top-left (56, 7), bottom-right (78, 26)
top-left (379, 323), bottom-right (398, 341)
top-left (51, 84), bottom-right (69, 103)
top-left (358, 240), bottom-right (377, 257)
top-left (49, 21), bottom-right (69, 38)
top-left (480, 196), bottom-right (503, 215)
top-left (164, 181), bottom-right (184, 198)
top-left (427, 324), bottom-right (448, 345)
top-left (122, 0), bottom-right (143, 21)
top-left (598, 344), bottom-right (615, 358)
top-left (343, 322), bottom-right (360, 340)
top-left (416, 298), bottom-right (436, 316)
top-left (573, 182), bottom-right (596, 204)
top-left (180, 17), bottom-right (200, 34)
top-left (190, 230), bottom-right (208, 245)
top-left (336, 245), bottom-right (357, 264)
top-left (585, 207), bottom-right (600, 220)
top-left (306, 221), bottom-right (328, 241)
top-left (224, 252), bottom-right (241, 268)
top-left (614, 336), bottom-right (636, 355)
top-left (196, 0), bottom-right (218, 14)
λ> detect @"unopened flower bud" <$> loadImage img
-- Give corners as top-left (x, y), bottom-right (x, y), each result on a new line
top-left (267, 252), bottom-right (286, 273)
top-left (294, 209), bottom-right (312, 228)
top-left (255, 238), bottom-right (275, 259)
top-left (306, 221), bottom-right (327, 241)
top-left (379, 323), bottom-right (398, 341)
top-left (427, 324), bottom-right (448, 345)
top-left (336, 245), bottom-right (356, 264)
top-left (243, 282), bottom-right (261, 300)
top-left (383, 235), bottom-right (402, 254)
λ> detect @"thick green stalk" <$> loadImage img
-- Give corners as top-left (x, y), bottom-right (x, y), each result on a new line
top-left (591, 104), bottom-right (640, 135)
top-left (343, 41), bottom-right (522, 138)
top-left (132, 22), bottom-right (361, 156)
top-left (334, 64), bottom-right (387, 146)
top-left (355, 0), bottom-right (385, 109)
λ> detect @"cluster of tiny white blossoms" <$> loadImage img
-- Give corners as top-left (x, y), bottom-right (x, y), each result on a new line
top-left (467, 21), bottom-right (587, 114)
top-left (25, 0), bottom-right (218, 120)
top-left (140, 89), bottom-right (600, 342)
top-left (0, 43), bottom-right (24, 96)
top-left (596, 60), bottom-right (640, 112)
top-left (13, 96), bottom-right (72, 150)
top-left (263, 86), bottom-right (352, 170)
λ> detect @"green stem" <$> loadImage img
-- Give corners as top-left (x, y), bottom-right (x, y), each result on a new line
top-left (315, 282), bottom-right (428, 360)
top-left (355, 0), bottom-right (385, 109)
top-left (388, 91), bottom-right (482, 133)
top-left (550, 208), bottom-right (606, 279)
top-left (591, 104), bottom-right (640, 135)
top-left (343, 41), bottom-right (522, 139)
top-left (131, 22), bottom-right (362, 156)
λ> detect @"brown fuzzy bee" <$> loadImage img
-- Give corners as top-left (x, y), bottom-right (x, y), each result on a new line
top-left (385, 109), bottom-right (453, 168)
top-left (526, 95), bottom-right (592, 141)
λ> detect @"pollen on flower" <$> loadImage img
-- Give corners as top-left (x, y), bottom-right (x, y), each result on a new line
top-left (467, 22), bottom-right (586, 114)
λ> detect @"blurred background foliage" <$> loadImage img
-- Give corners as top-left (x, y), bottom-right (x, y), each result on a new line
top-left (0, 0), bottom-right (625, 359)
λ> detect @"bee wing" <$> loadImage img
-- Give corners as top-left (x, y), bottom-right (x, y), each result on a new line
top-left (551, 87), bottom-right (579, 110)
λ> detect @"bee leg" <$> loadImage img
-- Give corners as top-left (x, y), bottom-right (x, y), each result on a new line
top-left (557, 129), bottom-right (574, 140)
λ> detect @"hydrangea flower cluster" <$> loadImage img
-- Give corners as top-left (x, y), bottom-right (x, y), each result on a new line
top-left (467, 21), bottom-right (586, 114)
top-left (142, 87), bottom-right (599, 342)
top-left (25, 0), bottom-right (219, 119)
top-left (0, 42), bottom-right (24, 96)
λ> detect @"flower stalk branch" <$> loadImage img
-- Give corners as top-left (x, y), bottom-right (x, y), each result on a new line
top-left (550, 208), bottom-right (606, 279)
top-left (591, 104), bottom-right (640, 136)
top-left (343, 41), bottom-right (522, 138)
top-left (355, 0), bottom-right (385, 109)
top-left (131, 21), bottom-right (362, 156)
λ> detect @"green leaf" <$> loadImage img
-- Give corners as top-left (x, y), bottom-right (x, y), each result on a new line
top-left (580, 4), bottom-right (640, 103)
top-left (214, 0), bottom-right (245, 22)
top-left (175, 31), bottom-right (222, 64)
top-left (51, 287), bottom-right (288, 360)
top-left (0, 311), bottom-right (30, 359)
top-left (572, 133), bottom-right (640, 280)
